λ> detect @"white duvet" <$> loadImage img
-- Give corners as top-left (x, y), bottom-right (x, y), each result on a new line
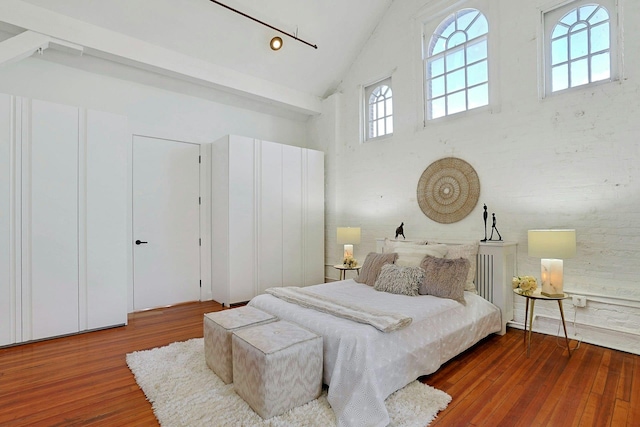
top-left (249, 280), bottom-right (501, 427)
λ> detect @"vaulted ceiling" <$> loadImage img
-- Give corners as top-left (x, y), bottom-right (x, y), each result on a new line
top-left (1, 0), bottom-right (394, 117)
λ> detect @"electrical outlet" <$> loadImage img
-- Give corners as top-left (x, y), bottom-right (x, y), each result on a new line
top-left (572, 295), bottom-right (587, 307)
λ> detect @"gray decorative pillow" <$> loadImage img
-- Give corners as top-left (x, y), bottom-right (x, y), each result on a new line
top-left (355, 252), bottom-right (398, 286)
top-left (444, 243), bottom-right (479, 294)
top-left (373, 264), bottom-right (425, 296)
top-left (419, 255), bottom-right (470, 305)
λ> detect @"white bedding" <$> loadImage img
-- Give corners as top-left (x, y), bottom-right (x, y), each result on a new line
top-left (249, 279), bottom-right (501, 427)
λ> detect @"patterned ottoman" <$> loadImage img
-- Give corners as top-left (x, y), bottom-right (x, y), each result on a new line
top-left (232, 320), bottom-right (323, 419)
top-left (203, 306), bottom-right (277, 384)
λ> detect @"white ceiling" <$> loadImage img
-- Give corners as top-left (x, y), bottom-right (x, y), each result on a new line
top-left (16, 0), bottom-right (393, 106)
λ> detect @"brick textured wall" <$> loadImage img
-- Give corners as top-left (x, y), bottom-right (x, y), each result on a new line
top-left (309, 0), bottom-right (640, 354)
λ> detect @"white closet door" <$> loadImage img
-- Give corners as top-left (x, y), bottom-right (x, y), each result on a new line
top-left (282, 145), bottom-right (303, 287)
top-left (0, 94), bottom-right (14, 345)
top-left (259, 141), bottom-right (283, 293)
top-left (304, 149), bottom-right (325, 286)
top-left (228, 137), bottom-right (256, 303)
top-left (210, 137), bottom-right (230, 306)
top-left (26, 100), bottom-right (79, 340)
top-left (86, 110), bottom-right (128, 329)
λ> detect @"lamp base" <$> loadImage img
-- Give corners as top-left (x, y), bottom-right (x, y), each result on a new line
top-left (343, 244), bottom-right (353, 259)
top-left (541, 291), bottom-right (565, 298)
top-left (540, 258), bottom-right (564, 299)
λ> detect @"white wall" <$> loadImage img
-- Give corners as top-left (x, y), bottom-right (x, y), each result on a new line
top-left (0, 58), bottom-right (309, 146)
top-left (309, 0), bottom-right (640, 354)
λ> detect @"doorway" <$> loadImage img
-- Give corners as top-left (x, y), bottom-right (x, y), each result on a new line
top-left (132, 135), bottom-right (201, 310)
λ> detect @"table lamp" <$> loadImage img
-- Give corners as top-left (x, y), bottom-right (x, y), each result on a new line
top-left (337, 227), bottom-right (361, 259)
top-left (528, 229), bottom-right (576, 297)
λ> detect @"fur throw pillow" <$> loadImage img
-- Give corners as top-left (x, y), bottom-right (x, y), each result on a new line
top-left (419, 255), bottom-right (470, 305)
top-left (373, 264), bottom-right (425, 296)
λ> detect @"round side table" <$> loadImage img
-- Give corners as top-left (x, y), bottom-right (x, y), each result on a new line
top-left (333, 264), bottom-right (361, 281)
top-left (514, 288), bottom-right (572, 357)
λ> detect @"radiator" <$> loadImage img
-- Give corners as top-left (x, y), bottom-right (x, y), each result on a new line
top-left (476, 252), bottom-right (494, 303)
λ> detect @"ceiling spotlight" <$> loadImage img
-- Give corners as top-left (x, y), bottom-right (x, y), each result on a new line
top-left (270, 36), bottom-right (283, 51)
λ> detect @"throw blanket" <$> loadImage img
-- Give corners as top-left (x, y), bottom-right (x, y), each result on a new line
top-left (265, 287), bottom-right (412, 332)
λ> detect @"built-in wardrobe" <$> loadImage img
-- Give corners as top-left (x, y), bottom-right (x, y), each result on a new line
top-left (211, 135), bottom-right (324, 307)
top-left (0, 94), bottom-right (128, 346)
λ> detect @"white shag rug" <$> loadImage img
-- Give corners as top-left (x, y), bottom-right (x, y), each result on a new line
top-left (126, 338), bottom-right (451, 427)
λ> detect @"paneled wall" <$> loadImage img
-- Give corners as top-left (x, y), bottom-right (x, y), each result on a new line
top-left (309, 0), bottom-right (640, 354)
top-left (0, 57), bottom-right (310, 314)
top-left (211, 135), bottom-right (324, 307)
top-left (0, 95), bottom-right (128, 345)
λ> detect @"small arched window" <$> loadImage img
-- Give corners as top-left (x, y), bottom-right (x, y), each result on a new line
top-left (365, 77), bottom-right (393, 141)
top-left (549, 4), bottom-right (611, 93)
top-left (425, 8), bottom-right (489, 120)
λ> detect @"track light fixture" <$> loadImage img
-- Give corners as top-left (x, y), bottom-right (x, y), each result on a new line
top-left (209, 0), bottom-right (317, 50)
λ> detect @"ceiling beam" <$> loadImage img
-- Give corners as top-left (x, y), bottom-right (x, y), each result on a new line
top-left (0, 0), bottom-right (323, 115)
top-left (0, 30), bottom-right (50, 68)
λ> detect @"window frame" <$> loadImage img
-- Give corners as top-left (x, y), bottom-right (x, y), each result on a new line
top-left (540, 0), bottom-right (620, 98)
top-left (424, 8), bottom-right (489, 121)
top-left (362, 76), bottom-right (394, 142)
top-left (419, 0), bottom-right (498, 126)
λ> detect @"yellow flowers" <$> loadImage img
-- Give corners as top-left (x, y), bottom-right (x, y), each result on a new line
top-left (343, 256), bottom-right (358, 267)
top-left (512, 275), bottom-right (538, 296)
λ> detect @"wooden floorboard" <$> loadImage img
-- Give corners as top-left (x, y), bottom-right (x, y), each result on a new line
top-left (1, 302), bottom-right (639, 426)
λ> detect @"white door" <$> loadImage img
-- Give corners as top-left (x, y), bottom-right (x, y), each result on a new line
top-left (132, 136), bottom-right (200, 310)
top-left (28, 100), bottom-right (79, 340)
top-left (282, 145), bottom-right (303, 287)
top-left (303, 149), bottom-right (325, 286)
top-left (259, 141), bottom-right (283, 294)
top-left (0, 94), bottom-right (14, 345)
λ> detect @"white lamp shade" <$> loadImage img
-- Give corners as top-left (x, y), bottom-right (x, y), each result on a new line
top-left (337, 227), bottom-right (361, 245)
top-left (528, 229), bottom-right (576, 259)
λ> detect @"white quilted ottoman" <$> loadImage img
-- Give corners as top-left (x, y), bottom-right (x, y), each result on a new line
top-left (232, 320), bottom-right (323, 419)
top-left (203, 306), bottom-right (277, 384)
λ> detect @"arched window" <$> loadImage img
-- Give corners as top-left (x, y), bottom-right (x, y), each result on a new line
top-left (425, 8), bottom-right (489, 120)
top-left (549, 4), bottom-right (611, 92)
top-left (365, 78), bottom-right (393, 140)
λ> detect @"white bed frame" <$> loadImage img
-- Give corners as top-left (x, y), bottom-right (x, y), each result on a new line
top-left (375, 239), bottom-right (517, 335)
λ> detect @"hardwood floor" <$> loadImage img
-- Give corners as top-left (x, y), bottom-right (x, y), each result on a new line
top-left (0, 301), bottom-right (223, 426)
top-left (423, 328), bottom-right (640, 426)
top-left (1, 301), bottom-right (638, 426)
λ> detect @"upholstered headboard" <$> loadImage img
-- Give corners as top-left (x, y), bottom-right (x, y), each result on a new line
top-left (375, 238), bottom-right (517, 335)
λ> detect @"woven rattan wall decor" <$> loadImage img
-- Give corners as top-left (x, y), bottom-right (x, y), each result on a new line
top-left (416, 157), bottom-right (480, 224)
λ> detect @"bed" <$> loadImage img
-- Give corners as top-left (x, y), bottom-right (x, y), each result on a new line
top-left (248, 239), bottom-right (515, 427)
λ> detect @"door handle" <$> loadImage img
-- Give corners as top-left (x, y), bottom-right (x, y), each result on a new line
top-left (135, 240), bottom-right (148, 245)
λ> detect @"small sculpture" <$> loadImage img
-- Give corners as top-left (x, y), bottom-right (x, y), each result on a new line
top-left (395, 222), bottom-right (405, 239)
top-left (481, 204), bottom-right (488, 242)
top-left (489, 213), bottom-right (502, 241)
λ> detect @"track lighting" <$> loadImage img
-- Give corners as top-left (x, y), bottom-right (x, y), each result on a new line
top-left (209, 0), bottom-right (317, 50)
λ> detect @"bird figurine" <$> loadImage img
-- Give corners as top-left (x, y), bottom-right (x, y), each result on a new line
top-left (395, 222), bottom-right (405, 239)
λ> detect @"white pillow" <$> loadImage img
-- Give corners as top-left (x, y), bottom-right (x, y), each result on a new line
top-left (444, 242), bottom-right (479, 293)
top-left (382, 237), bottom-right (428, 254)
top-left (394, 244), bottom-right (448, 267)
